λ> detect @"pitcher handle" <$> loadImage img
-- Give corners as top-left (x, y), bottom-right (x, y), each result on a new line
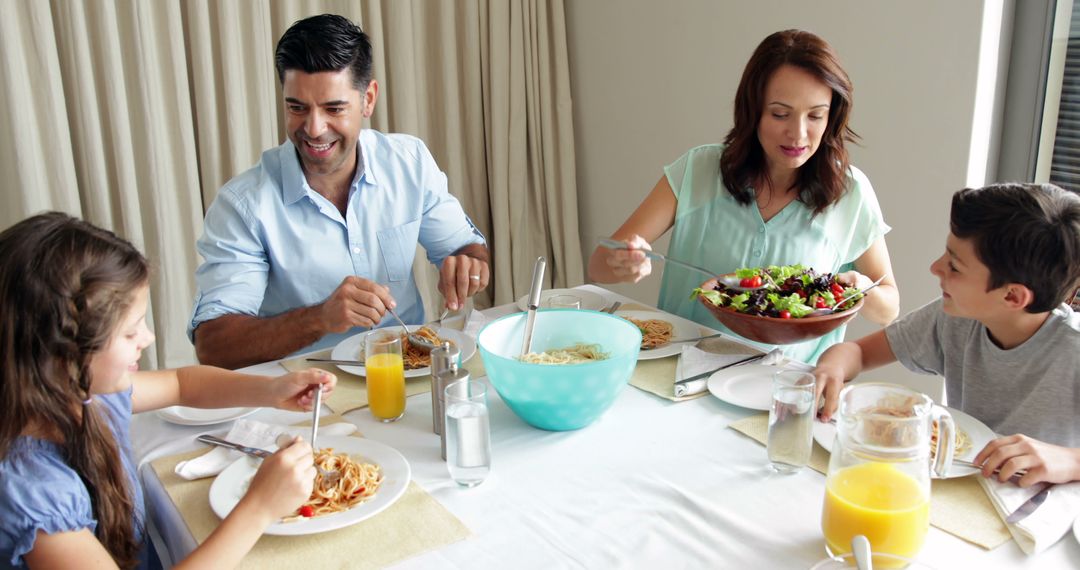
top-left (930, 405), bottom-right (956, 478)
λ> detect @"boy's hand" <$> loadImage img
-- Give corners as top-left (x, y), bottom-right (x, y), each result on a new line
top-left (268, 369), bottom-right (337, 412)
top-left (812, 363), bottom-right (846, 422)
top-left (974, 434), bottom-right (1080, 487)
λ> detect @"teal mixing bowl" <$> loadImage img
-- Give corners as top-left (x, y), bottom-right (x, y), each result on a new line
top-left (477, 309), bottom-right (641, 431)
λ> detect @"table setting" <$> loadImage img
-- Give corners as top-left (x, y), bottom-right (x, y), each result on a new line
top-left (132, 283), bottom-right (1080, 569)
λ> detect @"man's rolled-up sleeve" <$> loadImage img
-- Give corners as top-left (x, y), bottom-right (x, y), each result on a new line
top-left (188, 192), bottom-right (269, 342)
top-left (414, 141), bottom-right (486, 265)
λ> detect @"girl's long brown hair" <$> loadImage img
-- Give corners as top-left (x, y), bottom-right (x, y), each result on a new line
top-left (720, 29), bottom-right (858, 214)
top-left (0, 212), bottom-right (148, 568)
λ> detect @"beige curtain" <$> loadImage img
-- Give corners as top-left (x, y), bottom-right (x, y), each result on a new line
top-left (0, 0), bottom-right (582, 367)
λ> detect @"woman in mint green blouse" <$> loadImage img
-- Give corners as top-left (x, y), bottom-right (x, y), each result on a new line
top-left (588, 30), bottom-right (899, 364)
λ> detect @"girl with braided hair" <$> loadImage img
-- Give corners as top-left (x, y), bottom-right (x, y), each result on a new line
top-left (0, 212), bottom-right (337, 569)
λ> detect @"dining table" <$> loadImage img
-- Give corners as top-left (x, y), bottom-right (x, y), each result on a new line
top-left (132, 285), bottom-right (1080, 569)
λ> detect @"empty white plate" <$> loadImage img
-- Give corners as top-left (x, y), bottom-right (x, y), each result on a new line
top-left (157, 406), bottom-right (258, 426)
top-left (706, 364), bottom-right (781, 411)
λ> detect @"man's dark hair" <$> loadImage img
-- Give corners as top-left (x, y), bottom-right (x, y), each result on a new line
top-left (275, 14), bottom-right (373, 90)
top-left (951, 182), bottom-right (1080, 312)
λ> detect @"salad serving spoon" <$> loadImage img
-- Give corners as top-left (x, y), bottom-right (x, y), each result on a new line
top-left (597, 238), bottom-right (719, 281)
top-left (811, 274), bottom-right (887, 316)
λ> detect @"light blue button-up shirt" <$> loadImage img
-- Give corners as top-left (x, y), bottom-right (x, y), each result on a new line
top-left (189, 129), bottom-right (486, 353)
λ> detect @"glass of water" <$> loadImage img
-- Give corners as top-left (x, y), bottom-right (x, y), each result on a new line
top-left (444, 379), bottom-right (492, 487)
top-left (547, 294), bottom-right (581, 309)
top-left (767, 370), bottom-right (816, 473)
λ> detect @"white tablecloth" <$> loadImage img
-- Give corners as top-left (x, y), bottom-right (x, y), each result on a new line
top-left (132, 285), bottom-right (1080, 569)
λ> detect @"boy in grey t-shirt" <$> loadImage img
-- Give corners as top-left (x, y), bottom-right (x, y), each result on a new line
top-left (814, 182), bottom-right (1080, 487)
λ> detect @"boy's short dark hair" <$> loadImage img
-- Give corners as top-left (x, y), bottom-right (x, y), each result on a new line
top-left (951, 182), bottom-right (1080, 313)
top-left (275, 14), bottom-right (373, 90)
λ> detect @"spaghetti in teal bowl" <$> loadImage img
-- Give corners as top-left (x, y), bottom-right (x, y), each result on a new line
top-left (477, 309), bottom-right (641, 431)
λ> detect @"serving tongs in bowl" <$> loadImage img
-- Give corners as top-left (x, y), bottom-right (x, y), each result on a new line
top-left (520, 256), bottom-right (546, 356)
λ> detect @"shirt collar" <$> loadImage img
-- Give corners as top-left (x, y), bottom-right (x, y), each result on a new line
top-left (280, 134), bottom-right (373, 205)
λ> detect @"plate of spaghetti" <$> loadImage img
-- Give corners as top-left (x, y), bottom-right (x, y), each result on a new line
top-left (812, 406), bottom-right (994, 479)
top-left (614, 310), bottom-right (702, 360)
top-left (330, 326), bottom-right (477, 377)
top-left (208, 436), bottom-right (410, 536)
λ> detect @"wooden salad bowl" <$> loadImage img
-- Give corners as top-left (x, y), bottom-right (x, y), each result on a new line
top-left (696, 276), bottom-right (863, 345)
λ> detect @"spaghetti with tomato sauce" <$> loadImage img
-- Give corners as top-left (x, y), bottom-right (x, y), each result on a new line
top-left (286, 449), bottom-right (383, 521)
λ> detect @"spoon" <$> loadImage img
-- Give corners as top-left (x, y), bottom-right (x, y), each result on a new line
top-left (597, 237), bottom-right (718, 280)
top-left (521, 256), bottom-right (546, 356)
top-left (386, 307), bottom-right (437, 353)
top-left (852, 534), bottom-right (872, 570)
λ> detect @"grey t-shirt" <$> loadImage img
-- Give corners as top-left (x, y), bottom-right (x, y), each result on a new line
top-left (885, 298), bottom-right (1080, 447)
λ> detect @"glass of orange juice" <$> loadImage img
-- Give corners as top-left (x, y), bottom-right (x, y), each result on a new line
top-left (365, 331), bottom-right (406, 422)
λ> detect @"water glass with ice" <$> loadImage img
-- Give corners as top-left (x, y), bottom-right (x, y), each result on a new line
top-left (445, 379), bottom-right (492, 487)
top-left (767, 370), bottom-right (816, 473)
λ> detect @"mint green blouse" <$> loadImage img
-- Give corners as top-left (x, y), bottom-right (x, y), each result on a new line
top-left (656, 144), bottom-right (890, 364)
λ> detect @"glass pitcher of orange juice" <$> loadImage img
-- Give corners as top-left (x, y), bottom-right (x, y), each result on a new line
top-left (821, 383), bottom-right (955, 564)
top-left (365, 331), bottom-right (406, 422)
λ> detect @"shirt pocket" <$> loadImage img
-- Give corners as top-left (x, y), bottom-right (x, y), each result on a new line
top-left (377, 219), bottom-right (421, 282)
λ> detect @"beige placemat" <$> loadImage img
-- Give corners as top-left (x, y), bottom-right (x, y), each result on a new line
top-left (282, 349), bottom-right (486, 414)
top-left (729, 414), bottom-right (1011, 550)
top-left (151, 434), bottom-right (470, 569)
top-left (619, 301), bottom-right (760, 402)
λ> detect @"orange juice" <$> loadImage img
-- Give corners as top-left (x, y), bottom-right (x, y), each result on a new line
top-left (366, 352), bottom-right (405, 421)
top-left (822, 462), bottom-right (929, 564)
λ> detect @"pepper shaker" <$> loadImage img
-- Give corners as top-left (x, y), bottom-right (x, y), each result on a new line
top-left (430, 341), bottom-right (460, 435)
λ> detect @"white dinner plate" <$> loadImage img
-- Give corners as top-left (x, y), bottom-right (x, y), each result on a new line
top-left (209, 436), bottom-right (410, 536)
top-left (330, 326), bottom-right (477, 377)
top-left (706, 364), bottom-right (783, 411)
top-left (812, 406), bottom-right (997, 479)
top-left (157, 406), bottom-right (258, 426)
top-left (614, 309), bottom-right (702, 360)
top-left (514, 288), bottom-right (607, 312)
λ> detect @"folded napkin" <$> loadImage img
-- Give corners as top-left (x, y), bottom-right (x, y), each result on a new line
top-left (673, 346), bottom-right (764, 397)
top-left (462, 307), bottom-right (487, 339)
top-left (175, 419), bottom-right (357, 480)
top-left (978, 476), bottom-right (1080, 554)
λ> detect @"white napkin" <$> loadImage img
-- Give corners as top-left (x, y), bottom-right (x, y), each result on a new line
top-left (462, 308), bottom-right (487, 339)
top-left (175, 419), bottom-right (357, 480)
top-left (673, 346), bottom-right (766, 397)
top-left (978, 476), bottom-right (1080, 554)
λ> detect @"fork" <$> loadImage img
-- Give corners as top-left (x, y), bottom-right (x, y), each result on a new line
top-left (641, 332), bottom-right (726, 350)
top-left (952, 458), bottom-right (1027, 480)
top-left (309, 387), bottom-right (341, 489)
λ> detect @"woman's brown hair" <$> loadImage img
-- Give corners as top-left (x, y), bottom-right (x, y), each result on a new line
top-left (720, 29), bottom-right (858, 214)
top-left (0, 212), bottom-right (149, 568)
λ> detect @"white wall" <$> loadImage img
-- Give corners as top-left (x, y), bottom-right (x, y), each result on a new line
top-left (565, 0), bottom-right (1006, 398)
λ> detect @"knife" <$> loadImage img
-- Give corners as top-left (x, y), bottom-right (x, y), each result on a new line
top-left (672, 352), bottom-right (767, 385)
top-left (1005, 483), bottom-right (1053, 524)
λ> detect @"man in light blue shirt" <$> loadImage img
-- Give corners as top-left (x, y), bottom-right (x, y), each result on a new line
top-left (190, 14), bottom-right (489, 369)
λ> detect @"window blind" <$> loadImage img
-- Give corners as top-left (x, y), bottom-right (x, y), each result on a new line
top-left (1050, 2), bottom-right (1080, 192)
